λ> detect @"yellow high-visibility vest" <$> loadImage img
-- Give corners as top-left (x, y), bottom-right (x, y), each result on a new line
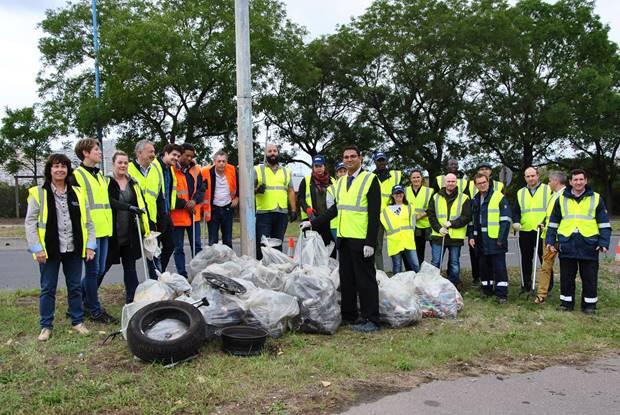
top-left (380, 204), bottom-right (416, 256)
top-left (27, 185), bottom-right (89, 259)
top-left (105, 176), bottom-right (150, 236)
top-left (254, 164), bottom-right (291, 213)
top-left (542, 189), bottom-right (562, 240)
top-left (482, 191), bottom-right (505, 239)
top-left (379, 170), bottom-right (402, 210)
top-left (436, 175), bottom-right (468, 193)
top-left (73, 166), bottom-right (113, 238)
top-left (300, 175), bottom-right (338, 230)
top-left (557, 193), bottom-right (600, 238)
top-left (431, 192), bottom-right (469, 239)
top-left (517, 184), bottom-right (550, 231)
top-left (469, 179), bottom-right (504, 197)
top-left (128, 161), bottom-right (164, 222)
top-left (405, 186), bottom-right (434, 229)
top-left (335, 171), bottom-right (376, 239)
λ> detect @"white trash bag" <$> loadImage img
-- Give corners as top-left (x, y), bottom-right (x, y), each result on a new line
top-left (253, 262), bottom-right (292, 291)
top-left (188, 243), bottom-right (236, 280)
top-left (142, 231), bottom-right (161, 260)
top-left (144, 318), bottom-right (189, 341)
top-left (294, 230), bottom-right (333, 268)
top-left (134, 279), bottom-right (175, 303)
top-left (377, 276), bottom-right (422, 327)
top-left (121, 300), bottom-right (154, 339)
top-left (244, 288), bottom-right (300, 337)
top-left (260, 236), bottom-right (297, 272)
top-left (158, 272), bottom-right (192, 296)
top-left (411, 262), bottom-right (464, 319)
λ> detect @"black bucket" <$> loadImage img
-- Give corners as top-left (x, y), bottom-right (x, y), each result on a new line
top-left (220, 325), bottom-right (268, 356)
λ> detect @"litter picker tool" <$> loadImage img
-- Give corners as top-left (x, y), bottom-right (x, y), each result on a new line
top-left (439, 234), bottom-right (446, 272)
top-left (135, 214), bottom-right (149, 282)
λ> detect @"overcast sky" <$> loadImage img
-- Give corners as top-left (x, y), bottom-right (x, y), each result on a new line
top-left (0, 0), bottom-right (618, 114)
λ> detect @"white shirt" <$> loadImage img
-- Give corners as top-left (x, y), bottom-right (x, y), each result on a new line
top-left (213, 170), bottom-right (232, 207)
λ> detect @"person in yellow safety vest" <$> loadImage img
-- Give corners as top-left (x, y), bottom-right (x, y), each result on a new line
top-left (254, 143), bottom-right (297, 260)
top-left (372, 151), bottom-right (402, 271)
top-left (406, 168), bottom-right (434, 266)
top-left (533, 171), bottom-right (567, 304)
top-left (512, 166), bottom-right (551, 294)
top-left (328, 161), bottom-right (348, 241)
top-left (127, 139), bottom-right (163, 279)
top-left (70, 138), bottom-right (117, 324)
top-left (434, 158), bottom-right (468, 193)
top-left (380, 185), bottom-right (420, 274)
top-left (545, 169), bottom-right (612, 315)
top-left (466, 161), bottom-right (504, 287)
top-left (99, 151), bottom-right (150, 304)
top-left (170, 143), bottom-right (205, 278)
top-left (300, 145), bottom-right (382, 333)
top-left (427, 173), bottom-right (472, 288)
top-left (297, 155), bottom-right (337, 258)
top-left (25, 153), bottom-right (96, 341)
top-left (468, 173), bottom-right (512, 304)
top-left (155, 143), bottom-right (183, 274)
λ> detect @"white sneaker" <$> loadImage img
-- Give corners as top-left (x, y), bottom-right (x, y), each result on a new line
top-left (72, 323), bottom-right (90, 335)
top-left (38, 328), bottom-right (52, 341)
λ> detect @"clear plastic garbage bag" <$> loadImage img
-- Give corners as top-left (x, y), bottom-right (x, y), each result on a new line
top-left (158, 272), bottom-right (192, 296)
top-left (142, 231), bottom-right (161, 260)
top-left (134, 279), bottom-right (175, 303)
top-left (377, 276), bottom-right (422, 327)
top-left (188, 243), bottom-right (236, 280)
top-left (253, 262), bottom-right (292, 291)
top-left (144, 318), bottom-right (189, 341)
top-left (121, 300), bottom-right (154, 339)
top-left (244, 288), bottom-right (300, 337)
top-left (294, 230), bottom-right (333, 268)
top-left (411, 262), bottom-right (464, 319)
top-left (260, 236), bottom-right (297, 272)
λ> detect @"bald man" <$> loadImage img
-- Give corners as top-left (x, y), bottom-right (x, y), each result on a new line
top-left (512, 167), bottom-right (551, 293)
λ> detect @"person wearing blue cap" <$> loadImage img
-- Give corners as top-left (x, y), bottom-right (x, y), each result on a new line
top-left (380, 185), bottom-right (419, 274)
top-left (297, 155), bottom-right (336, 257)
top-left (373, 152), bottom-right (402, 271)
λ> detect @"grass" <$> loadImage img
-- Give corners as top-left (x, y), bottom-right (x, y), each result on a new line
top-left (1, 262), bottom-right (619, 414)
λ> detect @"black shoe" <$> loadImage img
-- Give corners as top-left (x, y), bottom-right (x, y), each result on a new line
top-left (351, 320), bottom-right (379, 333)
top-left (558, 305), bottom-right (573, 312)
top-left (89, 310), bottom-right (119, 324)
top-left (496, 297), bottom-right (507, 305)
top-left (582, 308), bottom-right (596, 315)
top-left (342, 317), bottom-right (364, 326)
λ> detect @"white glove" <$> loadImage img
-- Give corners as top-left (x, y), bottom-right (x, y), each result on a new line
top-left (299, 221), bottom-right (312, 231)
top-left (512, 223), bottom-right (521, 232)
top-left (439, 227), bottom-right (449, 236)
top-left (363, 245), bottom-right (374, 258)
top-left (443, 221), bottom-right (452, 228)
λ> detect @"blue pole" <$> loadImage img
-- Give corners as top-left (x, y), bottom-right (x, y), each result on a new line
top-left (91, 0), bottom-right (104, 171)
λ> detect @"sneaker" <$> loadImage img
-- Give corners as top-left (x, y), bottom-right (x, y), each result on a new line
top-left (582, 308), bottom-right (596, 315)
top-left (72, 323), bottom-right (90, 335)
top-left (351, 321), bottom-right (379, 333)
top-left (38, 328), bottom-right (52, 341)
top-left (341, 317), bottom-right (364, 326)
top-left (496, 297), bottom-right (508, 305)
top-left (89, 310), bottom-right (119, 324)
top-left (558, 305), bottom-right (573, 312)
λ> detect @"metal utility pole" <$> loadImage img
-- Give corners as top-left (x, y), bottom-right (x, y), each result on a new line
top-left (91, 0), bottom-right (104, 173)
top-left (234, 0), bottom-right (256, 257)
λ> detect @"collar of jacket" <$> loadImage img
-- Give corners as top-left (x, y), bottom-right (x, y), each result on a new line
top-left (438, 188), bottom-right (459, 201)
top-left (563, 185), bottom-right (593, 201)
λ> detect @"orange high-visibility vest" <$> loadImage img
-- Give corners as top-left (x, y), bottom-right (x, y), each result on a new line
top-left (201, 164), bottom-right (237, 222)
top-left (171, 164), bottom-right (202, 226)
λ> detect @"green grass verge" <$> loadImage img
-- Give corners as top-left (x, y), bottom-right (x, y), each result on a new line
top-left (0, 225), bottom-right (25, 239)
top-left (1, 263), bottom-right (618, 414)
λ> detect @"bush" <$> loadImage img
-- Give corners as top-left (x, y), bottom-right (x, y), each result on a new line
top-left (0, 182), bottom-right (29, 218)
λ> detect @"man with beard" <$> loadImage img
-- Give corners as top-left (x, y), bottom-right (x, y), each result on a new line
top-left (254, 143), bottom-right (297, 260)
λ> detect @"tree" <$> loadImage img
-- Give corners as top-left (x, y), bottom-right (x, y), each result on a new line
top-left (37, 0), bottom-right (304, 157)
top-left (464, 0), bottom-right (612, 185)
top-left (332, 0), bottom-right (480, 179)
top-left (0, 105), bottom-right (56, 182)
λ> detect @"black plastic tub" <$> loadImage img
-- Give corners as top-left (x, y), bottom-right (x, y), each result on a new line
top-left (219, 325), bottom-right (268, 356)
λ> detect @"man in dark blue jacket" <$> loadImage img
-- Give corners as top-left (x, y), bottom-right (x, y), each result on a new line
top-left (545, 169), bottom-right (611, 314)
top-left (469, 173), bottom-right (512, 303)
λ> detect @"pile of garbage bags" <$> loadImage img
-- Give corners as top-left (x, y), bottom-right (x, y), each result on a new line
top-left (121, 232), bottom-right (465, 341)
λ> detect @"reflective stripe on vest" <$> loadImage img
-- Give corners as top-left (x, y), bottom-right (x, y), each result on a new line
top-left (405, 186), bottom-right (433, 229)
top-left (381, 204), bottom-right (416, 256)
top-left (469, 179), bottom-right (504, 197)
top-left (431, 192), bottom-right (469, 239)
top-left (171, 164), bottom-right (201, 226)
top-left (335, 171), bottom-right (376, 239)
top-left (255, 164), bottom-right (291, 213)
top-left (517, 184), bottom-right (550, 231)
top-left (436, 175), bottom-right (467, 193)
top-left (300, 175), bottom-right (336, 222)
top-left (379, 170), bottom-right (402, 209)
top-left (557, 193), bottom-right (600, 237)
top-left (73, 168), bottom-right (113, 237)
top-left (482, 191), bottom-right (504, 239)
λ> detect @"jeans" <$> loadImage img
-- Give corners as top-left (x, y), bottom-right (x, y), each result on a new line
top-left (173, 222), bottom-right (202, 277)
top-left (40, 251), bottom-right (83, 329)
top-left (82, 237), bottom-right (109, 315)
top-left (391, 249), bottom-right (420, 274)
top-left (101, 246), bottom-right (139, 304)
top-left (255, 212), bottom-right (289, 260)
top-left (208, 205), bottom-right (234, 248)
top-left (430, 243), bottom-right (461, 284)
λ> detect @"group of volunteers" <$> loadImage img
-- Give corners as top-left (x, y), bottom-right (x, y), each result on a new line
top-left (26, 139), bottom-right (612, 340)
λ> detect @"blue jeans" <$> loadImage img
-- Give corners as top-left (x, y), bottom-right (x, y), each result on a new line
top-left (431, 243), bottom-right (462, 284)
top-left (40, 251), bottom-right (83, 328)
top-left (208, 205), bottom-right (234, 248)
top-left (82, 237), bottom-right (109, 315)
top-left (173, 222), bottom-right (202, 277)
top-left (255, 212), bottom-right (289, 260)
top-left (391, 249), bottom-right (420, 274)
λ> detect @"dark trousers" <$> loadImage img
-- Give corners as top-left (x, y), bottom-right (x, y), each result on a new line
top-left (414, 227), bottom-right (430, 266)
top-left (208, 205), bottom-right (234, 248)
top-left (559, 258), bottom-right (598, 310)
top-left (39, 252), bottom-right (83, 328)
top-left (157, 214), bottom-right (176, 274)
top-left (100, 246), bottom-right (139, 304)
top-left (255, 212), bottom-right (289, 260)
top-left (469, 244), bottom-right (479, 282)
top-left (338, 238), bottom-right (380, 325)
top-left (479, 252), bottom-right (509, 299)
top-left (519, 230), bottom-right (544, 291)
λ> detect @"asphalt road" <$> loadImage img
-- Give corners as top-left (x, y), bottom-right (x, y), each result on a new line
top-left (336, 355), bottom-right (620, 415)
top-left (0, 236), bottom-right (617, 290)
